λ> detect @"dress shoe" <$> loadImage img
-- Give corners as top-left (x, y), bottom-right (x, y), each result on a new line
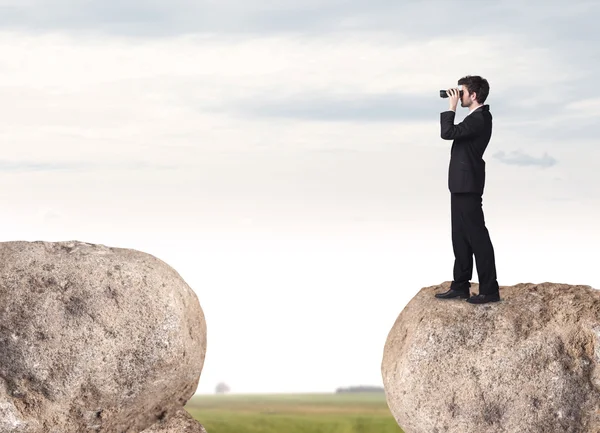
top-left (435, 288), bottom-right (470, 299)
top-left (466, 293), bottom-right (501, 304)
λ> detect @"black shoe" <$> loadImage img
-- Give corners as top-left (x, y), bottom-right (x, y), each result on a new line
top-left (466, 293), bottom-right (501, 304)
top-left (435, 288), bottom-right (470, 299)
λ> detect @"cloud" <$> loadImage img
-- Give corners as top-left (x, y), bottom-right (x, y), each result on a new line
top-left (235, 92), bottom-right (441, 122)
top-left (0, 160), bottom-right (179, 173)
top-left (0, 0), bottom-right (597, 42)
top-left (492, 150), bottom-right (557, 168)
top-left (0, 1), bottom-right (497, 36)
top-left (0, 2), bottom-right (596, 214)
top-left (0, 26), bottom-right (593, 170)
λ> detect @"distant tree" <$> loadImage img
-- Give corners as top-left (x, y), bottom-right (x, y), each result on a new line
top-left (335, 385), bottom-right (384, 393)
top-left (215, 382), bottom-right (230, 394)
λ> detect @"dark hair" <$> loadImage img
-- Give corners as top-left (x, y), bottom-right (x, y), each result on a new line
top-left (457, 75), bottom-right (489, 104)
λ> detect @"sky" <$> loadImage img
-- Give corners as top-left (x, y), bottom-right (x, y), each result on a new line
top-left (1, 0), bottom-right (599, 394)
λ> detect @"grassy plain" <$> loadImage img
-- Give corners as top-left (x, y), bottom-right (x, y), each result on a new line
top-left (184, 392), bottom-right (404, 433)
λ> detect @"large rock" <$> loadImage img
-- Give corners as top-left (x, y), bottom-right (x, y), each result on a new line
top-left (381, 282), bottom-right (600, 433)
top-left (0, 241), bottom-right (207, 433)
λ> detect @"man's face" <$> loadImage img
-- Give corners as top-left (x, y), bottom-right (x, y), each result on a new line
top-left (459, 85), bottom-right (469, 106)
top-left (459, 85), bottom-right (476, 106)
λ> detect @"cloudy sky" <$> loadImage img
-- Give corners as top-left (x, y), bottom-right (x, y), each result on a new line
top-left (1, 0), bottom-right (599, 394)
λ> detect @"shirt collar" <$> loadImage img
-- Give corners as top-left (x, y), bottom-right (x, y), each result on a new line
top-left (466, 104), bottom-right (483, 117)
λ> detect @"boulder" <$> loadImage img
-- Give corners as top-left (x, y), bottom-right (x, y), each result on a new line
top-left (381, 282), bottom-right (600, 433)
top-left (0, 241), bottom-right (207, 432)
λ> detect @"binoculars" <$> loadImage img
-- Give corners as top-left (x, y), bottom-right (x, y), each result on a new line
top-left (440, 89), bottom-right (463, 98)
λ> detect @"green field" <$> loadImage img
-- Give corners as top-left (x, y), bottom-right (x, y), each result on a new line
top-left (184, 393), bottom-right (404, 433)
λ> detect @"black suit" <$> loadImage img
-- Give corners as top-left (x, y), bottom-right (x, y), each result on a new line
top-left (440, 105), bottom-right (499, 295)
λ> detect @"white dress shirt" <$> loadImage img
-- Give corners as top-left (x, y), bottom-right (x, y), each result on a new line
top-left (464, 104), bottom-right (483, 117)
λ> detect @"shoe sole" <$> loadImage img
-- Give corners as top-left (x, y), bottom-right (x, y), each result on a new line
top-left (466, 298), bottom-right (501, 304)
top-left (435, 294), bottom-right (470, 299)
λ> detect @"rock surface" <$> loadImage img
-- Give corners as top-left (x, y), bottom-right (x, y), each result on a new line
top-left (0, 241), bottom-right (207, 433)
top-left (381, 282), bottom-right (600, 433)
top-left (142, 408), bottom-right (207, 432)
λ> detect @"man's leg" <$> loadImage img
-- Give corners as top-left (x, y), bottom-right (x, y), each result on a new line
top-left (462, 193), bottom-right (499, 295)
top-left (450, 193), bottom-right (473, 293)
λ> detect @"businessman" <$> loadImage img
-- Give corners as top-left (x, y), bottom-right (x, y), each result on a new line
top-left (434, 75), bottom-right (501, 304)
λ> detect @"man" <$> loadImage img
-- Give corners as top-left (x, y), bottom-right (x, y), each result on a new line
top-left (434, 75), bottom-right (501, 304)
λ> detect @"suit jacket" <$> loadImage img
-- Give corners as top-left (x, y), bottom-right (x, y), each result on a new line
top-left (440, 104), bottom-right (492, 195)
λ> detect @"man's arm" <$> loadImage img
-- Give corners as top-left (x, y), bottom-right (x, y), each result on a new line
top-left (440, 111), bottom-right (484, 140)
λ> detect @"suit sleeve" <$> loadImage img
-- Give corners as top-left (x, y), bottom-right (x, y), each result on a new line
top-left (440, 111), bottom-right (484, 140)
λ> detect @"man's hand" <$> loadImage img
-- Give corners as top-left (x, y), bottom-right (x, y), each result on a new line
top-left (447, 88), bottom-right (459, 111)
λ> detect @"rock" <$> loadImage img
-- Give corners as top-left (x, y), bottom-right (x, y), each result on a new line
top-left (141, 408), bottom-right (207, 432)
top-left (0, 241), bottom-right (207, 433)
top-left (381, 282), bottom-right (600, 433)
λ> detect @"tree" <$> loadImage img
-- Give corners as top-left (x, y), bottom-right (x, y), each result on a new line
top-left (335, 385), bottom-right (384, 393)
top-left (215, 382), bottom-right (230, 394)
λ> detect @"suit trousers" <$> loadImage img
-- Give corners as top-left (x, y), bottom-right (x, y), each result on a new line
top-left (450, 192), bottom-right (499, 295)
